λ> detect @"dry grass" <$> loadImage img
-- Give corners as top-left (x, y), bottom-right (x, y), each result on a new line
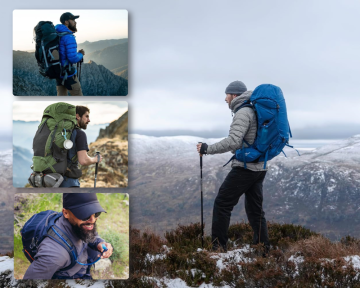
top-left (287, 235), bottom-right (360, 259)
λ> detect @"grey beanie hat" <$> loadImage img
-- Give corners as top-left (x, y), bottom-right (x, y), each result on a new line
top-left (225, 80), bottom-right (247, 94)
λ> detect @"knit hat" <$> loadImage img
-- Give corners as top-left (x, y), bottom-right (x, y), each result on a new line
top-left (225, 81), bottom-right (247, 94)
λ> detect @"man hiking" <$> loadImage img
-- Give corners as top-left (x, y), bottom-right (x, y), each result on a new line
top-left (60, 105), bottom-right (103, 187)
top-left (55, 12), bottom-right (84, 96)
top-left (23, 193), bottom-right (113, 279)
top-left (197, 80), bottom-right (270, 254)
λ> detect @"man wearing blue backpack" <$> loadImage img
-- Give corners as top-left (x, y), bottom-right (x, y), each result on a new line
top-left (55, 12), bottom-right (84, 96)
top-left (197, 81), bottom-right (293, 254)
top-left (22, 193), bottom-right (113, 279)
top-left (197, 81), bottom-right (271, 254)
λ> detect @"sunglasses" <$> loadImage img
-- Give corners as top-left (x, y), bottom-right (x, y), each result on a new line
top-left (81, 212), bottom-right (101, 222)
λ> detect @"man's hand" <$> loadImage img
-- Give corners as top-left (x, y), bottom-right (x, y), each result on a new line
top-left (94, 154), bottom-right (103, 164)
top-left (197, 143), bottom-right (208, 155)
top-left (79, 49), bottom-right (85, 55)
top-left (196, 143), bottom-right (202, 153)
top-left (97, 242), bottom-right (113, 259)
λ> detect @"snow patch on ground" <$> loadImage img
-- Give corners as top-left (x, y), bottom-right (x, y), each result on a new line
top-left (65, 280), bottom-right (107, 287)
top-left (343, 255), bottom-right (360, 269)
top-left (0, 256), bottom-right (13, 274)
top-left (210, 245), bottom-right (252, 271)
top-left (148, 276), bottom-right (231, 288)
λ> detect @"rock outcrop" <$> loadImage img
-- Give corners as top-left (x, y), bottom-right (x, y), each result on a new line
top-left (80, 111), bottom-right (128, 188)
top-left (13, 51), bottom-right (128, 96)
top-left (97, 111), bottom-right (128, 141)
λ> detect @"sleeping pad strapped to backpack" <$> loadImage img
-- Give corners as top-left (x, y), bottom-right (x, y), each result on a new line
top-left (29, 102), bottom-right (82, 187)
top-left (225, 84), bottom-right (298, 169)
top-left (34, 21), bottom-right (69, 79)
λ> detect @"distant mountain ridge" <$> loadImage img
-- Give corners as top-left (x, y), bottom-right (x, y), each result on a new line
top-left (78, 38), bottom-right (128, 54)
top-left (85, 43), bottom-right (128, 71)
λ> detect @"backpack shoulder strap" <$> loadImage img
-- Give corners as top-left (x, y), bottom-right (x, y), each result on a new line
top-left (46, 222), bottom-right (78, 272)
top-left (233, 100), bottom-right (253, 115)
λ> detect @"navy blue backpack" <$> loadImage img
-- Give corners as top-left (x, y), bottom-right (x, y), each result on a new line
top-left (21, 210), bottom-right (106, 279)
top-left (225, 84), bottom-right (298, 169)
top-left (21, 210), bottom-right (78, 272)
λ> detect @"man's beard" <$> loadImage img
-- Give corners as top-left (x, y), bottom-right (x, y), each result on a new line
top-left (70, 221), bottom-right (98, 243)
top-left (69, 23), bottom-right (77, 32)
top-left (79, 119), bottom-right (88, 129)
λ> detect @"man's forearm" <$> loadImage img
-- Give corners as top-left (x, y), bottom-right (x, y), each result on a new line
top-left (23, 260), bottom-right (62, 280)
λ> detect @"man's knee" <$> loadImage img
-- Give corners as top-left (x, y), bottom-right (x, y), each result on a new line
top-left (56, 85), bottom-right (68, 96)
top-left (69, 76), bottom-right (83, 96)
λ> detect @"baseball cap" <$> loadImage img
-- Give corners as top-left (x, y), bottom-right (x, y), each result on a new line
top-left (60, 12), bottom-right (80, 24)
top-left (63, 193), bottom-right (106, 221)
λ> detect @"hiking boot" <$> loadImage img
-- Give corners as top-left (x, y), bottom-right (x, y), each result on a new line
top-left (262, 245), bottom-right (270, 258)
top-left (212, 244), bottom-right (227, 253)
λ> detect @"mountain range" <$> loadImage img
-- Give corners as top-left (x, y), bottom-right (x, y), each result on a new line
top-left (127, 134), bottom-right (360, 241)
top-left (13, 38), bottom-right (128, 96)
top-left (6, 135), bottom-right (360, 241)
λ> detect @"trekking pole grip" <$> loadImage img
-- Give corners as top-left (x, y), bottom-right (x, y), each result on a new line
top-left (96, 151), bottom-right (100, 162)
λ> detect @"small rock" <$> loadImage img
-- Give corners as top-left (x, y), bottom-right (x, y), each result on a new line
top-left (94, 258), bottom-right (112, 271)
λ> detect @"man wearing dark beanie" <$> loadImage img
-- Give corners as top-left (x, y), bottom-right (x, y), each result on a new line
top-left (23, 193), bottom-right (113, 279)
top-left (196, 80), bottom-right (270, 254)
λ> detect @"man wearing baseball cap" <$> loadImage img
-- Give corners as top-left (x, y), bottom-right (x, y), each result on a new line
top-left (23, 193), bottom-right (113, 279)
top-left (55, 12), bottom-right (85, 96)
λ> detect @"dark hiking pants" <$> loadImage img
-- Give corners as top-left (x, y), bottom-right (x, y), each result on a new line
top-left (212, 167), bottom-right (269, 250)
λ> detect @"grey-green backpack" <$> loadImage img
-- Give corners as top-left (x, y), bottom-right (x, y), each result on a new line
top-left (29, 102), bottom-right (79, 187)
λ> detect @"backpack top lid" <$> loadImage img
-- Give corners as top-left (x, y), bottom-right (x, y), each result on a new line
top-left (250, 84), bottom-right (285, 106)
top-left (34, 21), bottom-right (58, 45)
top-left (250, 84), bottom-right (289, 141)
top-left (43, 102), bottom-right (77, 125)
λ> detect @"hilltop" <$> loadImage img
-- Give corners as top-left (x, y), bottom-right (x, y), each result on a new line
top-left (2, 222), bottom-right (360, 287)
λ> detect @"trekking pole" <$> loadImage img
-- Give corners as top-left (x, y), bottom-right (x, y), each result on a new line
top-left (199, 142), bottom-right (204, 248)
top-left (79, 59), bottom-right (83, 82)
top-left (94, 152), bottom-right (100, 188)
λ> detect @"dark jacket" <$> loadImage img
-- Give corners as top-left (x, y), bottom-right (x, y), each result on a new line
top-left (55, 24), bottom-right (83, 78)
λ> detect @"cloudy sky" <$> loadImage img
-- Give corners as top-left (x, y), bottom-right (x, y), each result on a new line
top-left (3, 0), bottom-right (360, 146)
top-left (13, 101), bottom-right (127, 125)
top-left (13, 10), bottom-right (128, 51)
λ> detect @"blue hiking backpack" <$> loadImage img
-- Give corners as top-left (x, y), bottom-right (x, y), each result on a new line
top-left (225, 84), bottom-right (298, 169)
top-left (21, 210), bottom-right (103, 276)
top-left (21, 210), bottom-right (79, 272)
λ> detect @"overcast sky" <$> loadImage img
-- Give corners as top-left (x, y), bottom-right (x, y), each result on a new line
top-left (13, 101), bottom-right (127, 124)
top-left (13, 10), bottom-right (128, 51)
top-left (2, 0), bottom-right (360, 143)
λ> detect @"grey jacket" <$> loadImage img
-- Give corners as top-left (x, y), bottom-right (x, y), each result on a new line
top-left (23, 215), bottom-right (105, 280)
top-left (207, 91), bottom-right (267, 171)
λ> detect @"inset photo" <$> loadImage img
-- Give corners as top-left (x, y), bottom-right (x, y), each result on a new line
top-left (14, 193), bottom-right (129, 280)
top-left (13, 10), bottom-right (128, 96)
top-left (13, 101), bottom-right (128, 188)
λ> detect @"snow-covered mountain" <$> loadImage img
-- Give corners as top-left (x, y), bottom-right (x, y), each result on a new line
top-left (0, 150), bottom-right (15, 254)
top-left (128, 134), bottom-right (360, 240)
